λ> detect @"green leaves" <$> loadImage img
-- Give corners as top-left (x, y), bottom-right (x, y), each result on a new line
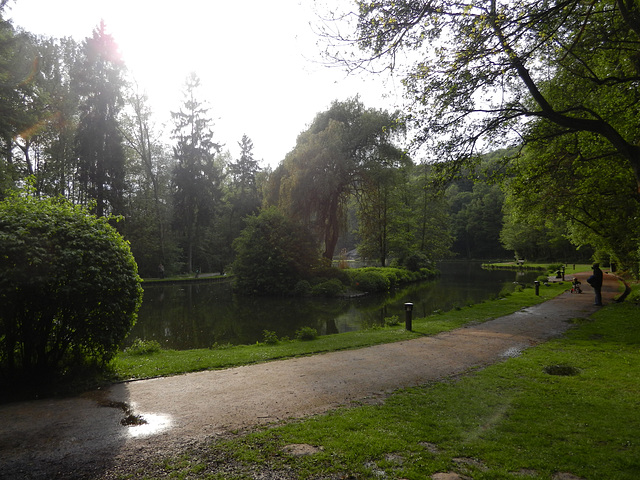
top-left (232, 207), bottom-right (320, 295)
top-left (0, 193), bottom-right (142, 387)
top-left (275, 98), bottom-right (405, 261)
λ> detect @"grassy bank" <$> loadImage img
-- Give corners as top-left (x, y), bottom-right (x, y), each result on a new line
top-left (146, 283), bottom-right (640, 480)
top-left (112, 281), bottom-right (567, 381)
top-left (483, 262), bottom-right (594, 274)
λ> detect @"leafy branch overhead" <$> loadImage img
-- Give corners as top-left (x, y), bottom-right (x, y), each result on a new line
top-left (325, 0), bottom-right (640, 189)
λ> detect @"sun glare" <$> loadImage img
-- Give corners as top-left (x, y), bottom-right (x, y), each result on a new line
top-left (8, 0), bottom-right (399, 166)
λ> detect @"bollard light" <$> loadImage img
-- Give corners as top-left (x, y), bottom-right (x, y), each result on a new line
top-left (534, 280), bottom-right (540, 296)
top-left (404, 303), bottom-right (414, 331)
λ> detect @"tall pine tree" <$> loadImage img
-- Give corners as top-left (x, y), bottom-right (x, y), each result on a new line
top-left (171, 72), bottom-right (222, 273)
top-left (74, 21), bottom-right (126, 217)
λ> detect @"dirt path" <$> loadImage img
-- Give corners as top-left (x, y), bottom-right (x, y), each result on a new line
top-left (0, 272), bottom-right (620, 479)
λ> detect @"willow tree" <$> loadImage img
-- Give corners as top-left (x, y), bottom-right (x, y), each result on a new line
top-left (275, 98), bottom-right (405, 260)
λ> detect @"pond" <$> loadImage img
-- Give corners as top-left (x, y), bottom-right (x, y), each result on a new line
top-left (126, 262), bottom-right (541, 350)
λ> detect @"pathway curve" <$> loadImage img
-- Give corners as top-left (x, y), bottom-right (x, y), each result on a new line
top-left (0, 272), bottom-right (621, 479)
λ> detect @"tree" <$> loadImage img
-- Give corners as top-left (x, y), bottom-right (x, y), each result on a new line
top-left (74, 21), bottom-right (127, 217)
top-left (410, 163), bottom-right (454, 262)
top-left (29, 36), bottom-right (83, 199)
top-left (503, 132), bottom-right (639, 270)
top-left (228, 134), bottom-right (261, 211)
top-left (120, 86), bottom-right (175, 276)
top-left (328, 1), bottom-right (640, 190)
top-left (216, 135), bottom-right (263, 272)
top-left (0, 10), bottom-right (53, 195)
top-left (171, 72), bottom-right (223, 273)
top-left (0, 192), bottom-right (142, 388)
top-left (356, 161), bottom-right (414, 266)
top-left (232, 207), bottom-right (320, 295)
top-left (274, 98), bottom-right (405, 260)
top-left (447, 182), bottom-right (507, 259)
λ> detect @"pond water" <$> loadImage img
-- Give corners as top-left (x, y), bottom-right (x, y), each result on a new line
top-left (126, 262), bottom-right (540, 350)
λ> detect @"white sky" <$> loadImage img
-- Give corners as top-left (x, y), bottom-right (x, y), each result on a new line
top-left (7, 0), bottom-right (405, 168)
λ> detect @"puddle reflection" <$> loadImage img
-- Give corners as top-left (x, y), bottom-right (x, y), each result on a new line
top-left (126, 413), bottom-right (172, 438)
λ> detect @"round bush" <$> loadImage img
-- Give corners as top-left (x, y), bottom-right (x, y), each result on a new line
top-left (0, 194), bottom-right (143, 385)
top-left (232, 207), bottom-right (320, 295)
top-left (402, 251), bottom-right (431, 272)
top-left (311, 278), bottom-right (345, 297)
top-left (347, 270), bottom-right (391, 292)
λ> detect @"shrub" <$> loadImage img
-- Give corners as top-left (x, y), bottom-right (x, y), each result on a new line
top-left (293, 280), bottom-right (312, 296)
top-left (347, 270), bottom-right (391, 292)
top-left (346, 266), bottom-right (437, 292)
top-left (311, 278), bottom-right (345, 297)
top-left (626, 284), bottom-right (640, 304)
top-left (311, 262), bottom-right (350, 284)
top-left (0, 194), bottom-right (143, 386)
top-left (125, 339), bottom-right (162, 355)
top-left (232, 207), bottom-right (320, 295)
top-left (384, 315), bottom-right (400, 327)
top-left (262, 330), bottom-right (279, 345)
top-left (402, 251), bottom-right (432, 272)
top-left (547, 263), bottom-right (563, 274)
top-left (296, 326), bottom-right (318, 341)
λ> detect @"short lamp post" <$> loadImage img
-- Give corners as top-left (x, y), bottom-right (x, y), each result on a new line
top-left (404, 303), bottom-right (414, 331)
top-left (534, 280), bottom-right (540, 296)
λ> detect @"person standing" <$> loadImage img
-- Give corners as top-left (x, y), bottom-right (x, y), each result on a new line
top-left (587, 263), bottom-right (604, 306)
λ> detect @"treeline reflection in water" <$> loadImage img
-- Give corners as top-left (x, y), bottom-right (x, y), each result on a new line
top-left (126, 262), bottom-right (540, 350)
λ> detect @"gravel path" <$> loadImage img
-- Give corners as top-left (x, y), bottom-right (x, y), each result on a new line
top-left (0, 272), bottom-right (620, 479)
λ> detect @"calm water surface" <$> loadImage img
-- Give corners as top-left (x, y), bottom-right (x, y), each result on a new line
top-left (127, 262), bottom-right (539, 350)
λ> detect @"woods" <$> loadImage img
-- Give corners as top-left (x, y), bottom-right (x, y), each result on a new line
top-left (0, 0), bottom-right (638, 284)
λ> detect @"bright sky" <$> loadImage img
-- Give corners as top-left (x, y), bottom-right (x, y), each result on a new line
top-left (7, 0), bottom-right (404, 168)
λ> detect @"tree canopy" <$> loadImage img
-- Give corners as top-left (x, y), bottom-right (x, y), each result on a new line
top-left (328, 0), bottom-right (640, 189)
top-left (273, 98), bottom-right (406, 260)
top-left (319, 0), bottom-right (640, 271)
top-left (232, 207), bottom-right (321, 295)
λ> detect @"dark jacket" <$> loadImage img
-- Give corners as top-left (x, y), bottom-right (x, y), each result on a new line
top-left (587, 268), bottom-right (603, 288)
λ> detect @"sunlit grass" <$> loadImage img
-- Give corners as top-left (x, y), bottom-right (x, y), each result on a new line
top-left (484, 262), bottom-right (594, 275)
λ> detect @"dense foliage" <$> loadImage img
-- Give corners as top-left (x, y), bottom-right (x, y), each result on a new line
top-left (0, 193), bottom-right (142, 385)
top-left (323, 0), bottom-right (640, 274)
top-left (232, 207), bottom-right (321, 295)
top-left (346, 266), bottom-right (438, 293)
top-left (271, 98), bottom-right (408, 261)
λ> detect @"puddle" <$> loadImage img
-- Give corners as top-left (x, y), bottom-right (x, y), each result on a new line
top-left (126, 413), bottom-right (172, 438)
top-left (98, 398), bottom-right (171, 437)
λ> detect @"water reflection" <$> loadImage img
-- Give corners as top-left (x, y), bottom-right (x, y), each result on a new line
top-left (127, 262), bottom-right (539, 350)
top-left (126, 413), bottom-right (172, 438)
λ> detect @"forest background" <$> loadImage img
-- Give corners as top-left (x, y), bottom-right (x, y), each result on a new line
top-left (1, 0), bottom-right (638, 281)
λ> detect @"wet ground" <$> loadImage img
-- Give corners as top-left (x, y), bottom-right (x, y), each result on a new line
top-left (0, 272), bottom-right (621, 479)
